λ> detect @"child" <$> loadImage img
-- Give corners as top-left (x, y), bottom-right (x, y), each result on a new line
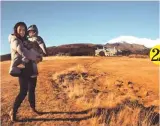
top-left (26, 24), bottom-right (48, 78)
top-left (22, 40), bottom-right (42, 78)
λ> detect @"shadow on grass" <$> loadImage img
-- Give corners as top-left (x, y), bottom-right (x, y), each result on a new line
top-left (32, 109), bottom-right (93, 115)
top-left (16, 109), bottom-right (94, 122)
top-left (16, 103), bottom-right (159, 125)
top-left (17, 115), bottom-right (93, 122)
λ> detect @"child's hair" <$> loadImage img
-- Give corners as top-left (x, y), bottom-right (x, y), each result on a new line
top-left (13, 22), bottom-right (27, 40)
top-left (27, 25), bottom-right (39, 36)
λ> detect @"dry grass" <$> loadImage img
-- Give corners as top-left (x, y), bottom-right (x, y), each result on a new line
top-left (129, 54), bottom-right (149, 58)
top-left (1, 56), bottom-right (159, 126)
top-left (50, 63), bottom-right (159, 126)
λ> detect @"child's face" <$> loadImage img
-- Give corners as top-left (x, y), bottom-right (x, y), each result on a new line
top-left (29, 30), bottom-right (36, 37)
top-left (17, 25), bottom-right (26, 37)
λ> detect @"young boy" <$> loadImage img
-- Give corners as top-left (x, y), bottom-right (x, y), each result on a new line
top-left (26, 24), bottom-right (48, 78)
top-left (27, 25), bottom-right (48, 56)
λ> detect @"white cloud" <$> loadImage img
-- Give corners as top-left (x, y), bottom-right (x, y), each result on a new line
top-left (107, 36), bottom-right (160, 48)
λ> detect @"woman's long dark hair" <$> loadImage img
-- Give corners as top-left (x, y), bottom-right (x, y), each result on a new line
top-left (13, 22), bottom-right (27, 41)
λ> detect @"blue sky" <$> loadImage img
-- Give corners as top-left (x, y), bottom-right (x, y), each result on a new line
top-left (1, 1), bottom-right (159, 55)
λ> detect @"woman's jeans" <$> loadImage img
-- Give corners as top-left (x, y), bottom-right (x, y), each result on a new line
top-left (12, 61), bottom-right (37, 113)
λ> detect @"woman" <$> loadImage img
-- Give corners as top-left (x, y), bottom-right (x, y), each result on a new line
top-left (8, 22), bottom-right (41, 121)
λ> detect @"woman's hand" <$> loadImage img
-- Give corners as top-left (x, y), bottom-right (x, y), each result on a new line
top-left (22, 57), bottom-right (29, 63)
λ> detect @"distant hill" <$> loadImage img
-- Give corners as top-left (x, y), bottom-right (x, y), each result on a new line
top-left (105, 42), bottom-right (150, 55)
top-left (0, 54), bottom-right (11, 61)
top-left (0, 42), bottom-right (150, 61)
top-left (47, 43), bottom-right (103, 56)
top-left (105, 42), bottom-right (147, 52)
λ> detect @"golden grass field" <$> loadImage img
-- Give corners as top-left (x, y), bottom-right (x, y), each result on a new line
top-left (1, 56), bottom-right (159, 126)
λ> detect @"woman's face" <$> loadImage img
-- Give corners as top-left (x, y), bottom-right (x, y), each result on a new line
top-left (17, 25), bottom-right (26, 37)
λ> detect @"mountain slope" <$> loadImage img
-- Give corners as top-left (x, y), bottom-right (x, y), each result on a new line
top-left (105, 42), bottom-right (147, 53)
top-left (0, 42), bottom-right (150, 61)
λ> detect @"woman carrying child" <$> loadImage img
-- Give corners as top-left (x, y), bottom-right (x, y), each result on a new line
top-left (8, 22), bottom-right (43, 121)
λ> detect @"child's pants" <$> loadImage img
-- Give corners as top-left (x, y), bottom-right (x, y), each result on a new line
top-left (32, 62), bottom-right (38, 76)
top-left (22, 57), bottom-right (38, 76)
